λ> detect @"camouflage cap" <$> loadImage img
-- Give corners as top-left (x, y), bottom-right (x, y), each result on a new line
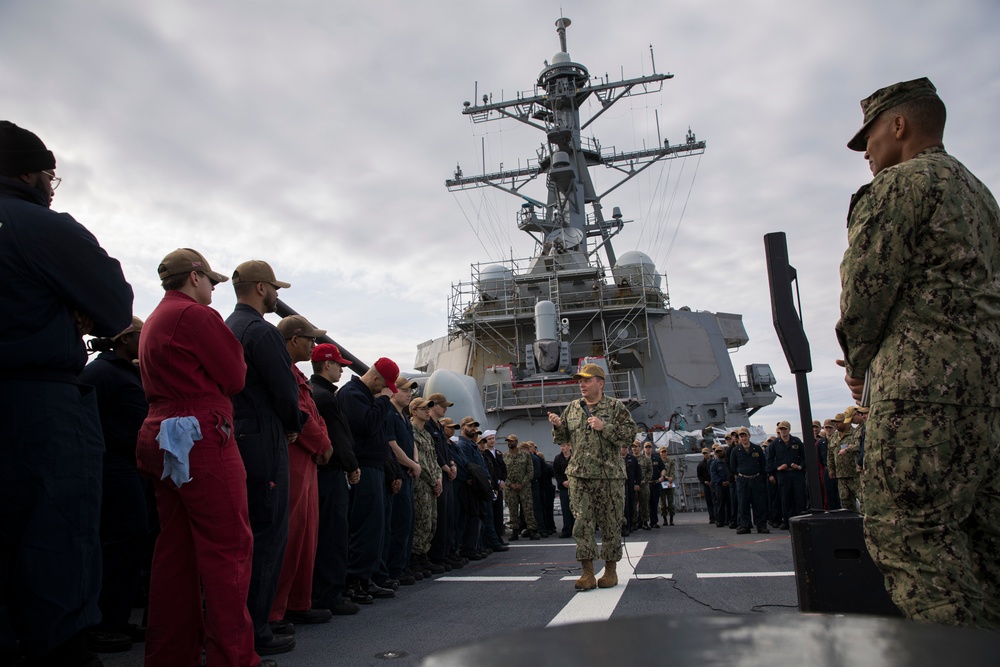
top-left (847, 77), bottom-right (939, 151)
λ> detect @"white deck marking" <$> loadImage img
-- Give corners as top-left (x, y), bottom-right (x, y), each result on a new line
top-left (547, 541), bottom-right (648, 627)
top-left (696, 571), bottom-right (795, 578)
top-left (436, 576), bottom-right (541, 582)
top-left (559, 573), bottom-right (672, 580)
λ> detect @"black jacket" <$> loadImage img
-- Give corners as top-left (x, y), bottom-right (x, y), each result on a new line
top-left (697, 457), bottom-right (712, 485)
top-left (553, 451), bottom-right (570, 488)
top-left (226, 303), bottom-right (303, 434)
top-left (337, 375), bottom-right (392, 469)
top-left (624, 453), bottom-right (641, 486)
top-left (0, 176), bottom-right (132, 376)
top-left (309, 374), bottom-right (359, 473)
top-left (78, 351), bottom-right (147, 460)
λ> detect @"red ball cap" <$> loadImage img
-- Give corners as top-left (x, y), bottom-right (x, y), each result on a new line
top-left (373, 357), bottom-right (400, 393)
top-left (312, 343), bottom-right (351, 365)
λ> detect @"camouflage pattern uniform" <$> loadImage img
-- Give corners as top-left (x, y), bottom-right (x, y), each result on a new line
top-left (838, 79), bottom-right (1000, 629)
top-left (659, 456), bottom-right (676, 521)
top-left (825, 429), bottom-right (842, 480)
top-left (636, 452), bottom-right (652, 524)
top-left (834, 427), bottom-right (862, 512)
top-left (412, 426), bottom-right (441, 558)
top-left (504, 446), bottom-right (536, 535)
top-left (552, 396), bottom-right (636, 562)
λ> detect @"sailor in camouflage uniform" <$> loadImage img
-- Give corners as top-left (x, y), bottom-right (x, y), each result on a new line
top-left (834, 407), bottom-right (864, 512)
top-left (409, 397), bottom-right (441, 566)
top-left (826, 412), bottom-right (850, 486)
top-left (838, 77), bottom-right (1000, 629)
top-left (503, 436), bottom-right (538, 540)
top-left (549, 364), bottom-right (636, 590)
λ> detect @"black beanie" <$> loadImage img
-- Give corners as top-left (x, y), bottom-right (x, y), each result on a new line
top-left (0, 121), bottom-right (56, 176)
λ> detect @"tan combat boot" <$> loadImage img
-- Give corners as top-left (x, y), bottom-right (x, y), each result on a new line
top-left (597, 560), bottom-right (618, 588)
top-left (574, 559), bottom-right (597, 591)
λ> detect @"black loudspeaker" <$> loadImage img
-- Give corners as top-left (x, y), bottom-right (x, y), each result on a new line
top-left (764, 232), bottom-right (811, 373)
top-left (789, 510), bottom-right (902, 616)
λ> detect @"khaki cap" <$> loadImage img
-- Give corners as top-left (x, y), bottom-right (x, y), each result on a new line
top-left (833, 413), bottom-right (845, 423)
top-left (823, 419), bottom-right (835, 428)
top-left (409, 397), bottom-right (432, 411)
top-left (459, 416), bottom-right (479, 428)
top-left (396, 376), bottom-right (419, 390)
top-left (439, 417), bottom-right (458, 429)
top-left (112, 316), bottom-right (144, 341)
top-left (776, 421), bottom-right (791, 430)
top-left (158, 248), bottom-right (228, 284)
top-left (231, 259), bottom-right (291, 289)
top-left (737, 427), bottom-right (750, 435)
top-left (505, 434), bottom-right (519, 445)
top-left (848, 77), bottom-right (939, 151)
top-left (427, 392), bottom-right (454, 407)
top-left (277, 315), bottom-right (326, 339)
top-left (572, 363), bottom-right (606, 380)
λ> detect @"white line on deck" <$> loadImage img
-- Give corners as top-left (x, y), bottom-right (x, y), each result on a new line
top-left (547, 541), bottom-right (648, 628)
top-left (559, 573), bottom-right (672, 581)
top-left (436, 576), bottom-right (541, 582)
top-left (696, 571), bottom-right (795, 578)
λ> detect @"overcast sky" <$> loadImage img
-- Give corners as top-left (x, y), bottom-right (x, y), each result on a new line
top-left (3, 0), bottom-right (998, 435)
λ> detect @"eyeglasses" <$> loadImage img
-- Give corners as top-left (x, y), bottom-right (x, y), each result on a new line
top-left (42, 170), bottom-right (61, 190)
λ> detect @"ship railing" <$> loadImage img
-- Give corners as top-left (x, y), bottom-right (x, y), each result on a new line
top-left (450, 286), bottom-right (667, 328)
top-left (483, 370), bottom-right (644, 413)
top-left (448, 258), bottom-right (669, 322)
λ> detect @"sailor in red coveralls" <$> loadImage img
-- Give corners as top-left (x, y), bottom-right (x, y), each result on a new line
top-left (136, 248), bottom-right (275, 667)
top-left (268, 316), bottom-right (335, 630)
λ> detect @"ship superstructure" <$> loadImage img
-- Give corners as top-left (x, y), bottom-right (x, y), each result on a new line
top-left (416, 18), bottom-right (777, 475)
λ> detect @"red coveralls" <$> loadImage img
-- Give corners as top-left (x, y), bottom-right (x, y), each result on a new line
top-left (136, 291), bottom-right (259, 667)
top-left (269, 366), bottom-right (331, 620)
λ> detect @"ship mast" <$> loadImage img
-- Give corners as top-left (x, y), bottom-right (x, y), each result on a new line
top-left (446, 16), bottom-right (706, 270)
